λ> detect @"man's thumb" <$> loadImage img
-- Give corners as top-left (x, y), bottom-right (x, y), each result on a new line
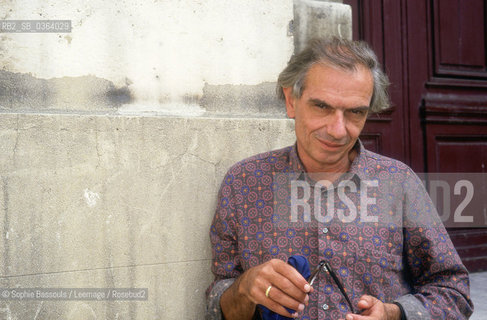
top-left (357, 294), bottom-right (378, 309)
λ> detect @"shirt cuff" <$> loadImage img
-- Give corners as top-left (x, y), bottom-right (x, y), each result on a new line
top-left (206, 278), bottom-right (236, 320)
top-left (394, 294), bottom-right (431, 320)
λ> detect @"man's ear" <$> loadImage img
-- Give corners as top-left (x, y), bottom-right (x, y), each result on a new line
top-left (282, 87), bottom-right (296, 119)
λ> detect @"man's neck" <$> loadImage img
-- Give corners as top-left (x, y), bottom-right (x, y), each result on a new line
top-left (299, 148), bottom-right (358, 183)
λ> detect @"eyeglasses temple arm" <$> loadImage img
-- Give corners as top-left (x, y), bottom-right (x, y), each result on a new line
top-left (323, 262), bottom-right (356, 314)
top-left (307, 261), bottom-right (325, 287)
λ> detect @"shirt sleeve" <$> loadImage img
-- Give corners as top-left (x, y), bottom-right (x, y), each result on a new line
top-left (206, 278), bottom-right (236, 320)
top-left (397, 170), bottom-right (474, 320)
top-left (206, 168), bottom-right (243, 319)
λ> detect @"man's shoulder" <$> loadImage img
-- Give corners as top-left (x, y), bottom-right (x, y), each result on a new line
top-left (358, 147), bottom-right (426, 196)
top-left (225, 145), bottom-right (293, 176)
top-left (360, 147), bottom-right (414, 175)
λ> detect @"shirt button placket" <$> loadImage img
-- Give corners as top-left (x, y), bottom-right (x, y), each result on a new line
top-left (322, 303), bottom-right (329, 311)
top-left (322, 227), bottom-right (328, 234)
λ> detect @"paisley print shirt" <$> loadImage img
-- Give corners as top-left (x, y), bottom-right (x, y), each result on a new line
top-left (206, 142), bottom-right (473, 320)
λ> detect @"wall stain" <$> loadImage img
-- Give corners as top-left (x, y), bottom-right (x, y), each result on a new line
top-left (0, 70), bottom-right (132, 112)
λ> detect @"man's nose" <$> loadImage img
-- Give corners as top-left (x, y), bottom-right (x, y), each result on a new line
top-left (327, 110), bottom-right (347, 140)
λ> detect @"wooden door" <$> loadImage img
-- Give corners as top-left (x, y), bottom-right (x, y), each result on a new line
top-left (344, 0), bottom-right (487, 272)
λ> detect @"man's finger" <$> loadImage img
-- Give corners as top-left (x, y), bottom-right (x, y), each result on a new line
top-left (267, 271), bottom-right (309, 303)
top-left (264, 284), bottom-right (306, 314)
top-left (260, 289), bottom-right (300, 318)
top-left (272, 260), bottom-right (311, 293)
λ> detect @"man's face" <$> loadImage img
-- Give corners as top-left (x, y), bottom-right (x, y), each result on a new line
top-left (283, 63), bottom-right (373, 173)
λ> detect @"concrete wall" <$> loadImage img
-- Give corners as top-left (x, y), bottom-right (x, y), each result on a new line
top-left (0, 0), bottom-right (350, 318)
top-left (0, 114), bottom-right (295, 319)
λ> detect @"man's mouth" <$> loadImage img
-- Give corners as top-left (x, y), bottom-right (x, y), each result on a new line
top-left (316, 138), bottom-right (346, 150)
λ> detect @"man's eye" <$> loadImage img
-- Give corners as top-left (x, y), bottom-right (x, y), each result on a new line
top-left (350, 109), bottom-right (365, 115)
top-left (316, 104), bottom-right (328, 109)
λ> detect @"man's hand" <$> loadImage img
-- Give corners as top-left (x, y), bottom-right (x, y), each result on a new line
top-left (220, 259), bottom-right (312, 320)
top-left (341, 295), bottom-right (401, 320)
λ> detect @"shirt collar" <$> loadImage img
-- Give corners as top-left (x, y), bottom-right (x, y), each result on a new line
top-left (288, 139), bottom-right (369, 182)
top-left (348, 139), bottom-right (370, 181)
top-left (289, 143), bottom-right (305, 176)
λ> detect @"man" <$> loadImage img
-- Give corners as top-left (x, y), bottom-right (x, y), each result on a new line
top-left (206, 38), bottom-right (473, 320)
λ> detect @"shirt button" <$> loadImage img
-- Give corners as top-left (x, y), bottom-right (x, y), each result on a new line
top-left (322, 304), bottom-right (329, 311)
top-left (322, 228), bottom-right (329, 234)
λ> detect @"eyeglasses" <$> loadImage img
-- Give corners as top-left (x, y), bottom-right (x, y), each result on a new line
top-left (307, 260), bottom-right (357, 314)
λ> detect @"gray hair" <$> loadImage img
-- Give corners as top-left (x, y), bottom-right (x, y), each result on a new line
top-left (277, 37), bottom-right (390, 113)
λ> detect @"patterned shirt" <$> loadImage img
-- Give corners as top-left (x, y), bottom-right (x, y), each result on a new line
top-left (206, 142), bottom-right (473, 320)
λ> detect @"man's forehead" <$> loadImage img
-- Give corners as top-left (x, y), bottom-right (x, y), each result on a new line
top-left (307, 97), bottom-right (370, 110)
top-left (298, 63), bottom-right (374, 110)
top-left (308, 61), bottom-right (371, 78)
top-left (303, 63), bottom-right (373, 90)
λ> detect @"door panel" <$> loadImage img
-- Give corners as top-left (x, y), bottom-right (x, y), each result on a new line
top-left (433, 0), bottom-right (487, 77)
top-left (344, 0), bottom-right (487, 271)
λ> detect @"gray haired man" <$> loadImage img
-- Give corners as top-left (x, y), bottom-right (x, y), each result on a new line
top-left (206, 38), bottom-right (473, 320)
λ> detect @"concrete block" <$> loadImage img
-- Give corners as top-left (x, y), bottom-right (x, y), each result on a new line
top-left (200, 83), bottom-right (285, 117)
top-left (0, 71), bottom-right (131, 111)
top-left (0, 113), bottom-right (295, 318)
top-left (0, 0), bottom-right (294, 108)
top-left (293, 0), bottom-right (352, 53)
top-left (0, 261), bottom-right (211, 319)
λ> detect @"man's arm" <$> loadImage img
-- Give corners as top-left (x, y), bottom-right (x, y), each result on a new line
top-left (344, 169), bottom-right (471, 320)
top-left (397, 171), bottom-right (474, 319)
top-left (220, 275), bottom-right (256, 320)
top-left (206, 169), bottom-right (310, 320)
top-left (206, 167), bottom-right (242, 320)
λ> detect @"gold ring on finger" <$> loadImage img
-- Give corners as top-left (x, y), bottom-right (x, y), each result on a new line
top-left (265, 285), bottom-right (272, 298)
